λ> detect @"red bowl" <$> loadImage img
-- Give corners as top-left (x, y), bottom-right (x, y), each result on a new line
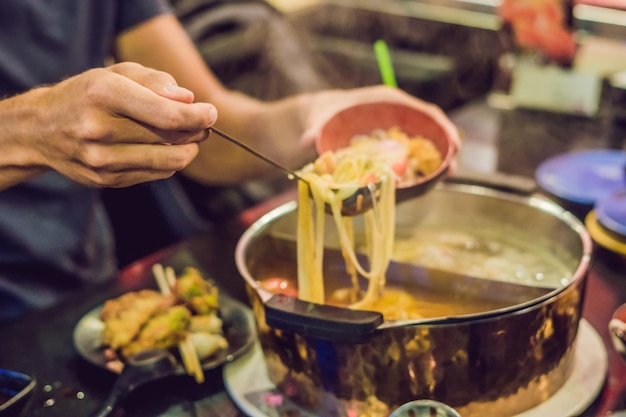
top-left (316, 101), bottom-right (456, 199)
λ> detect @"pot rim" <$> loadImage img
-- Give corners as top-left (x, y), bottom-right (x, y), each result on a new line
top-left (235, 183), bottom-right (594, 327)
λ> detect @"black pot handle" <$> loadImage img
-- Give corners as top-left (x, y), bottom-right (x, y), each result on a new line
top-left (264, 294), bottom-right (383, 344)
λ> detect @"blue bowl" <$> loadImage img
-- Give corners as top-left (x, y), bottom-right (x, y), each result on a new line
top-left (0, 369), bottom-right (36, 417)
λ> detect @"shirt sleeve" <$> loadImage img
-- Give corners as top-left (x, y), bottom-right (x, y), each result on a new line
top-left (117, 0), bottom-right (173, 34)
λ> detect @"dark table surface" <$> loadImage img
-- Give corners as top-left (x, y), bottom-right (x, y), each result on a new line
top-left (1, 97), bottom-right (625, 417)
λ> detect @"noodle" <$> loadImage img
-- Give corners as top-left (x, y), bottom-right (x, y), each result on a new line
top-left (296, 128), bottom-right (438, 309)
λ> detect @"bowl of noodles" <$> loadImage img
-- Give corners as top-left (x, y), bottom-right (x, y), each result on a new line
top-left (314, 101), bottom-right (456, 202)
top-left (235, 179), bottom-right (592, 417)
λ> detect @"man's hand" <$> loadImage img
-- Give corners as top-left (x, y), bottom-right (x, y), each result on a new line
top-left (0, 62), bottom-right (217, 189)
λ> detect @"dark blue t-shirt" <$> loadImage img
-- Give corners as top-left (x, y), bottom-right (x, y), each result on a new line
top-left (0, 0), bottom-right (172, 320)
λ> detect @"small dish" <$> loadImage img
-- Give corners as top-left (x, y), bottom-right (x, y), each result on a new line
top-left (595, 189), bottom-right (626, 237)
top-left (535, 149), bottom-right (626, 205)
top-left (73, 291), bottom-right (256, 374)
top-left (585, 210), bottom-right (626, 258)
top-left (0, 369), bottom-right (36, 417)
top-left (389, 400), bottom-right (461, 417)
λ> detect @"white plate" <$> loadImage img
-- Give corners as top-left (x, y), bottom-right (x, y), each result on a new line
top-left (224, 319), bottom-right (607, 417)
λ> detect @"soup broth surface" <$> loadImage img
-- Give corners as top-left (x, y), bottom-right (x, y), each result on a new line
top-left (256, 224), bottom-right (569, 321)
top-left (391, 227), bottom-right (572, 288)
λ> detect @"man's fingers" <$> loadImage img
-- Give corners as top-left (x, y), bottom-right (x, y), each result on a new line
top-left (76, 142), bottom-right (200, 174)
top-left (88, 115), bottom-right (212, 145)
top-left (100, 64), bottom-right (217, 133)
top-left (99, 76), bottom-right (216, 132)
top-left (109, 62), bottom-right (194, 103)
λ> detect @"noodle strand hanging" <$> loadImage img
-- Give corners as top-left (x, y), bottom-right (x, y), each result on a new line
top-left (296, 128), bottom-right (441, 309)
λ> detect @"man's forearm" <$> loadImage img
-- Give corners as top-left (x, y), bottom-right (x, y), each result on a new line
top-left (0, 88), bottom-right (51, 190)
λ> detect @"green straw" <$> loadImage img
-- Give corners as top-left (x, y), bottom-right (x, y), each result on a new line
top-left (374, 39), bottom-right (398, 88)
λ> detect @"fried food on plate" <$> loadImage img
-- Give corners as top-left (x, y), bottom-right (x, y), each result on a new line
top-left (99, 266), bottom-right (229, 382)
top-left (100, 289), bottom-right (176, 350)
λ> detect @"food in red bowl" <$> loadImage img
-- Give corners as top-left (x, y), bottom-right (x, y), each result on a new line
top-left (314, 101), bottom-right (456, 201)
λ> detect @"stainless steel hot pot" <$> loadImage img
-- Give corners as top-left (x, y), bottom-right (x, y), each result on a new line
top-left (235, 183), bottom-right (593, 417)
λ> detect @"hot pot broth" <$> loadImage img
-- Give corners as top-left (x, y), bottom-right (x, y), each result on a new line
top-left (254, 186), bottom-right (579, 321)
top-left (392, 227), bottom-right (572, 288)
top-left (337, 221), bottom-right (574, 290)
top-left (256, 225), bottom-right (570, 321)
top-left (336, 226), bottom-right (571, 320)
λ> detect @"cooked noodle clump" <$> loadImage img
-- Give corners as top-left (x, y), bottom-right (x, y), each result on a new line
top-left (296, 127), bottom-right (441, 309)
